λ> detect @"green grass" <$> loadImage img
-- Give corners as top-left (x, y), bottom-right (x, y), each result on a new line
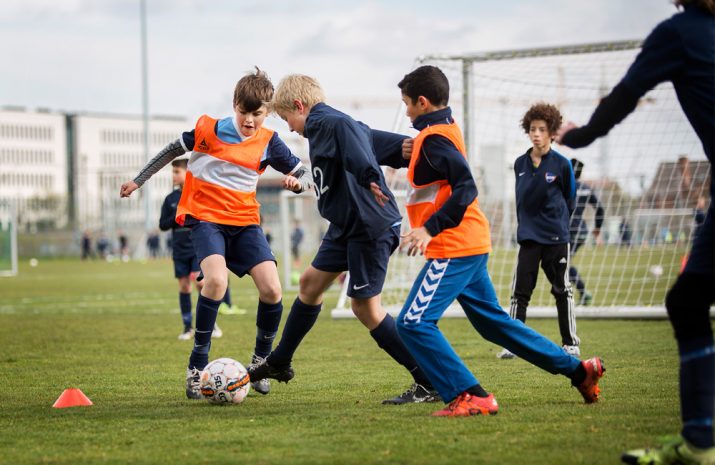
top-left (0, 259), bottom-right (681, 464)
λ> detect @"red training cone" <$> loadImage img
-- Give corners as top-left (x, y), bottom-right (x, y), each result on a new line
top-left (52, 388), bottom-right (93, 408)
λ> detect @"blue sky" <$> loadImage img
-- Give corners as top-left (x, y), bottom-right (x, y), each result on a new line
top-left (1, 0), bottom-right (676, 130)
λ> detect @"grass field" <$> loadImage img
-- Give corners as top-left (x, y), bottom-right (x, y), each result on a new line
top-left (1, 259), bottom-right (682, 465)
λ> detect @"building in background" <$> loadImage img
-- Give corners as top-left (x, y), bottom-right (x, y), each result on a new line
top-left (69, 112), bottom-right (186, 232)
top-left (0, 107), bottom-right (321, 257)
top-left (0, 107), bottom-right (68, 231)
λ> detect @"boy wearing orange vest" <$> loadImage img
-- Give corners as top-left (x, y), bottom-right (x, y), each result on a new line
top-left (249, 74), bottom-right (439, 404)
top-left (120, 68), bottom-right (311, 399)
top-left (394, 65), bottom-right (605, 417)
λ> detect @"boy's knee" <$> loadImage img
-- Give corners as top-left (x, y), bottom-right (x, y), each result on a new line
top-left (203, 274), bottom-right (228, 295)
top-left (178, 278), bottom-right (191, 293)
top-left (260, 283), bottom-right (282, 304)
top-left (299, 273), bottom-right (320, 300)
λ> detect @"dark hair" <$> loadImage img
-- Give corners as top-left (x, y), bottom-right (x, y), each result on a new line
top-left (233, 67), bottom-right (274, 112)
top-left (171, 159), bottom-right (188, 169)
top-left (398, 65), bottom-right (450, 106)
top-left (674, 0), bottom-right (715, 15)
top-left (521, 102), bottom-right (563, 134)
top-left (571, 158), bottom-right (584, 180)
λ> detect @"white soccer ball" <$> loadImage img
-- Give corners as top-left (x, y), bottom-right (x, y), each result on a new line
top-left (649, 265), bottom-right (664, 277)
top-left (199, 358), bottom-right (250, 405)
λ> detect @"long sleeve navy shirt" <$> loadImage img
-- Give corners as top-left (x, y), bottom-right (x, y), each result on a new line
top-left (159, 188), bottom-right (194, 260)
top-left (561, 5), bottom-right (714, 197)
top-left (570, 180), bottom-right (605, 242)
top-left (303, 103), bottom-right (401, 241)
top-left (514, 148), bottom-right (576, 245)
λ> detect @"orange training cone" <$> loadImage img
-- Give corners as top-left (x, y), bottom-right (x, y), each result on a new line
top-left (52, 388), bottom-right (93, 408)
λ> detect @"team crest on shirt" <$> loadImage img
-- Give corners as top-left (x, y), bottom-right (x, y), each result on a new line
top-left (545, 172), bottom-right (557, 183)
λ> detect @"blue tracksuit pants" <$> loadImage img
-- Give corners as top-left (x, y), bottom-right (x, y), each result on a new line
top-left (396, 253), bottom-right (581, 403)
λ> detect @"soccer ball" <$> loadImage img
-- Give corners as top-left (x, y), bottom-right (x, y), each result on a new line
top-left (199, 358), bottom-right (250, 404)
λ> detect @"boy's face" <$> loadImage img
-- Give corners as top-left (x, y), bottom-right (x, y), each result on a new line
top-left (279, 101), bottom-right (309, 136)
top-left (172, 166), bottom-right (187, 186)
top-left (234, 104), bottom-right (268, 138)
top-left (528, 119), bottom-right (552, 151)
top-left (402, 94), bottom-right (429, 123)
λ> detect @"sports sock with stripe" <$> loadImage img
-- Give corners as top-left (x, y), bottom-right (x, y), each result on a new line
top-left (370, 313), bottom-right (433, 388)
top-left (269, 298), bottom-right (321, 365)
top-left (222, 287), bottom-right (232, 306)
top-left (255, 300), bottom-right (282, 359)
top-left (188, 294), bottom-right (221, 370)
top-left (679, 336), bottom-right (715, 449)
top-left (179, 292), bottom-right (192, 331)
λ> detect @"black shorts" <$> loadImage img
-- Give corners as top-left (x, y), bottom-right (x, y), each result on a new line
top-left (312, 225), bottom-right (400, 299)
top-left (173, 255), bottom-right (200, 278)
top-left (190, 222), bottom-right (275, 278)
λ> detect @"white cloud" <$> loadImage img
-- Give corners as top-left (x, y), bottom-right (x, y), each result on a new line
top-left (0, 0), bottom-right (681, 130)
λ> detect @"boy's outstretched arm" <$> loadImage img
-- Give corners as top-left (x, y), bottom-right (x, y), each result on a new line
top-left (264, 135), bottom-right (313, 194)
top-left (120, 137), bottom-right (188, 197)
top-left (370, 129), bottom-right (410, 168)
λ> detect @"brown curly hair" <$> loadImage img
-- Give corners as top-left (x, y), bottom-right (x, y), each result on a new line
top-left (521, 102), bottom-right (563, 135)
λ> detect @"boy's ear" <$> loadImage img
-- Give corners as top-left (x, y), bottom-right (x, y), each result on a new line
top-left (293, 99), bottom-right (305, 113)
top-left (417, 96), bottom-right (430, 108)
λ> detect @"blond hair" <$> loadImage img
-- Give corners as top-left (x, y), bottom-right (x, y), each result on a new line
top-left (273, 74), bottom-right (325, 114)
top-left (233, 67), bottom-right (273, 112)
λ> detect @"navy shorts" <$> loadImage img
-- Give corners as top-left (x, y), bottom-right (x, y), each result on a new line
top-left (684, 205), bottom-right (713, 275)
top-left (190, 222), bottom-right (275, 278)
top-left (312, 225), bottom-right (400, 299)
top-left (173, 255), bottom-right (200, 278)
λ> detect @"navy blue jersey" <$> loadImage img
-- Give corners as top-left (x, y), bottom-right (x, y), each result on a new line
top-left (303, 103), bottom-right (401, 241)
top-left (160, 188), bottom-right (194, 260)
top-left (570, 180), bottom-right (605, 243)
top-left (562, 5), bottom-right (714, 197)
top-left (514, 149), bottom-right (576, 244)
top-left (181, 117), bottom-right (302, 175)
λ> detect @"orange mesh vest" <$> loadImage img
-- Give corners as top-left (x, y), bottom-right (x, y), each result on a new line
top-left (176, 115), bottom-right (272, 226)
top-left (406, 122), bottom-right (492, 259)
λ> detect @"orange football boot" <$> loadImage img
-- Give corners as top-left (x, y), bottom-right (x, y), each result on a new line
top-left (576, 357), bottom-right (605, 403)
top-left (432, 392), bottom-right (499, 417)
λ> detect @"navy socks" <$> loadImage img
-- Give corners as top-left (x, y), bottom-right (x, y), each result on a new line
top-left (370, 313), bottom-right (432, 388)
top-left (188, 294), bottom-right (222, 370)
top-left (222, 287), bottom-right (232, 306)
top-left (679, 336), bottom-right (715, 448)
top-left (179, 292), bottom-right (192, 331)
top-left (255, 300), bottom-right (282, 359)
top-left (270, 298), bottom-right (322, 365)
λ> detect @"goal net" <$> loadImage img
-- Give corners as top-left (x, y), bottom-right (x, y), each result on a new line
top-left (0, 202), bottom-right (18, 277)
top-left (333, 40), bottom-right (711, 319)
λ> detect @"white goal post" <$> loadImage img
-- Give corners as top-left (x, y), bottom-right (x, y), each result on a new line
top-left (0, 202), bottom-right (18, 277)
top-left (332, 40), bottom-right (712, 320)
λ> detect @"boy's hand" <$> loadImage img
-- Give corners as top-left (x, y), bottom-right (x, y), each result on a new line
top-left (370, 182), bottom-right (389, 207)
top-left (555, 121), bottom-right (578, 144)
top-left (282, 175), bottom-right (302, 193)
top-left (120, 180), bottom-right (139, 198)
top-left (401, 227), bottom-right (432, 256)
top-left (402, 138), bottom-right (414, 160)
